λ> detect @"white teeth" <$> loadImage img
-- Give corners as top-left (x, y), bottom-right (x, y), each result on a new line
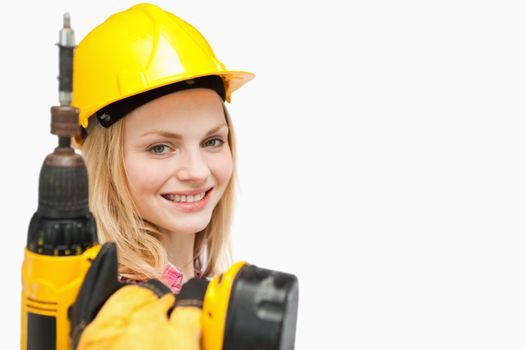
top-left (163, 191), bottom-right (206, 203)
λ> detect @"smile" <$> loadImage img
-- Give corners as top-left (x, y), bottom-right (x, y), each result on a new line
top-left (160, 188), bottom-right (213, 212)
top-left (162, 191), bottom-right (206, 203)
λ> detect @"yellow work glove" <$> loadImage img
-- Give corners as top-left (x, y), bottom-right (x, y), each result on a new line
top-left (77, 284), bottom-right (202, 350)
top-left (69, 242), bottom-right (208, 350)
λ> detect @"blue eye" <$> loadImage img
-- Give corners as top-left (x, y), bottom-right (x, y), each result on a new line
top-left (203, 138), bottom-right (224, 148)
top-left (149, 144), bottom-right (170, 154)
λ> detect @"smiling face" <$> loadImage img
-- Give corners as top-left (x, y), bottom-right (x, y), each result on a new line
top-left (122, 88), bottom-right (233, 236)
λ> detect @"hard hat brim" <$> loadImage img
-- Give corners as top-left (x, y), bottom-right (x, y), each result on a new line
top-left (77, 70), bottom-right (255, 129)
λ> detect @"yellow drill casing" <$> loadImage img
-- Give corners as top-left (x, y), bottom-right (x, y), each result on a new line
top-left (201, 261), bottom-right (248, 350)
top-left (21, 245), bottom-right (100, 350)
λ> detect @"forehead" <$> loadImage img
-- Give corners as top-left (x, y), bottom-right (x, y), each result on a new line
top-left (123, 88), bottom-right (226, 137)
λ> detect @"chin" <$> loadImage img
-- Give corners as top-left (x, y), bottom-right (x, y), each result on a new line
top-left (166, 220), bottom-right (211, 235)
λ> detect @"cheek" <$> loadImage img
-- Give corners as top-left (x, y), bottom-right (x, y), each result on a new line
top-left (211, 151), bottom-right (233, 186)
top-left (124, 156), bottom-right (164, 195)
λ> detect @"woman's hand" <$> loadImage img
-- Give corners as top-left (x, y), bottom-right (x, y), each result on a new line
top-left (77, 284), bottom-right (202, 350)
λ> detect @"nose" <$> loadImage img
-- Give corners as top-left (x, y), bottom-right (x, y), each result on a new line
top-left (175, 148), bottom-right (211, 183)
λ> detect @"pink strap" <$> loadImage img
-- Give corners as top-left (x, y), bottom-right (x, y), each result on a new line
top-left (162, 262), bottom-right (184, 294)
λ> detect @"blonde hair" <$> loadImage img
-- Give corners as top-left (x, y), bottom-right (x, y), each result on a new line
top-left (81, 104), bottom-right (237, 280)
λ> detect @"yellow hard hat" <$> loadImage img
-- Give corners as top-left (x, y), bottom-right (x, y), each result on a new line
top-left (72, 3), bottom-right (254, 131)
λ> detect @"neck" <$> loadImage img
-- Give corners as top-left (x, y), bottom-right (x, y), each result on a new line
top-left (161, 230), bottom-right (196, 284)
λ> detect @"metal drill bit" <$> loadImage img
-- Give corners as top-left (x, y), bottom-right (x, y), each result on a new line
top-left (58, 12), bottom-right (75, 106)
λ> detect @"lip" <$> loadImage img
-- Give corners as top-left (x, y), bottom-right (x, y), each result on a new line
top-left (161, 188), bottom-right (213, 212)
top-left (162, 187), bottom-right (213, 196)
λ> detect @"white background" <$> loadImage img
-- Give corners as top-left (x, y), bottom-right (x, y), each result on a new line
top-left (1, 0), bottom-right (525, 349)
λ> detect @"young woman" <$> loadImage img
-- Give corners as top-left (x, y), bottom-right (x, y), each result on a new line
top-left (73, 3), bottom-right (254, 293)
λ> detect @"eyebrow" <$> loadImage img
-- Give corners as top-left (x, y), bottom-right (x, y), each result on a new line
top-left (140, 124), bottom-right (229, 139)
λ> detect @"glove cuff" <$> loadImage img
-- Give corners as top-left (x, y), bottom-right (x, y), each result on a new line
top-left (137, 279), bottom-right (173, 298)
top-left (175, 278), bottom-right (209, 308)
